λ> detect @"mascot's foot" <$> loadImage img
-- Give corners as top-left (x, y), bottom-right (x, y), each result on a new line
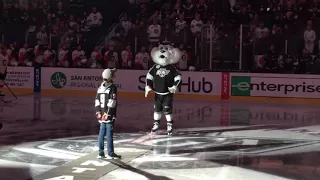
top-left (167, 124), bottom-right (173, 136)
top-left (151, 122), bottom-right (159, 134)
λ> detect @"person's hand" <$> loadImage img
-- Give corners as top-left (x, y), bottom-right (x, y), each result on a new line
top-left (101, 113), bottom-right (109, 120)
top-left (96, 113), bottom-right (102, 119)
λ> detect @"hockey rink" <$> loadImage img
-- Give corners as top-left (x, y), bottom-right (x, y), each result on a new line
top-left (1, 94), bottom-right (320, 180)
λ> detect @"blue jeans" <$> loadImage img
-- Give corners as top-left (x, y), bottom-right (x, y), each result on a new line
top-left (98, 122), bottom-right (114, 156)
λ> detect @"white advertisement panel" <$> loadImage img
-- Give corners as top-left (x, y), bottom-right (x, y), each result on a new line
top-left (251, 77), bottom-right (320, 98)
top-left (5, 66), bottom-right (33, 89)
top-left (230, 73), bottom-right (320, 98)
top-left (41, 68), bottom-right (144, 92)
top-left (42, 68), bottom-right (221, 95)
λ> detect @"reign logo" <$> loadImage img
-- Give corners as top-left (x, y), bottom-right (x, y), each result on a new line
top-left (156, 68), bottom-right (170, 78)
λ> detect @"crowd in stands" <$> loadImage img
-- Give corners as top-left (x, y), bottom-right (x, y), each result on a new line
top-left (0, 0), bottom-right (104, 67)
top-left (2, 0), bottom-right (320, 74)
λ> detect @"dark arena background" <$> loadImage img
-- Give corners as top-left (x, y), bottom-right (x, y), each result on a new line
top-left (2, 0), bottom-right (320, 180)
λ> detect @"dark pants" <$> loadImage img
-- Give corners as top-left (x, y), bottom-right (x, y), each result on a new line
top-left (154, 93), bottom-right (173, 115)
top-left (98, 122), bottom-right (114, 156)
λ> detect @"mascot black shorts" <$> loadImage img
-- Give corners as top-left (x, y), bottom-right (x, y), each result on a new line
top-left (154, 93), bottom-right (173, 114)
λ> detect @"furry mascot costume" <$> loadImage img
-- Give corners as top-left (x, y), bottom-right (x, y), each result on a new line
top-left (145, 42), bottom-right (182, 135)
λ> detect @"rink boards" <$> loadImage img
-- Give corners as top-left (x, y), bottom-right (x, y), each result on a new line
top-left (3, 67), bottom-right (320, 103)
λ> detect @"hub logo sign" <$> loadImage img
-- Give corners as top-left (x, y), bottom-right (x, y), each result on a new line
top-left (51, 72), bottom-right (67, 89)
top-left (138, 72), bottom-right (221, 95)
top-left (231, 75), bottom-right (320, 98)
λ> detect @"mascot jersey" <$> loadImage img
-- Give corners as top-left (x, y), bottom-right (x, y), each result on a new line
top-left (146, 64), bottom-right (181, 94)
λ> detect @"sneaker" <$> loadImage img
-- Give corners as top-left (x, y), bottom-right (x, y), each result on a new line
top-left (167, 123), bottom-right (173, 136)
top-left (151, 122), bottom-right (159, 133)
top-left (97, 155), bottom-right (106, 159)
top-left (107, 153), bottom-right (122, 159)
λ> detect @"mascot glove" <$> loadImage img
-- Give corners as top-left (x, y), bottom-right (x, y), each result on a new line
top-left (168, 85), bottom-right (177, 94)
top-left (145, 85), bottom-right (152, 97)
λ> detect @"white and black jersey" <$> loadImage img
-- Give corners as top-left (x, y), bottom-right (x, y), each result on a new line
top-left (95, 82), bottom-right (117, 123)
top-left (146, 64), bottom-right (182, 94)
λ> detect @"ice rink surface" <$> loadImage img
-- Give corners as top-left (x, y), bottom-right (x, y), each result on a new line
top-left (1, 95), bottom-right (320, 180)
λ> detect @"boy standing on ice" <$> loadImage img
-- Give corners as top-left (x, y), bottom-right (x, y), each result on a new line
top-left (95, 68), bottom-right (121, 159)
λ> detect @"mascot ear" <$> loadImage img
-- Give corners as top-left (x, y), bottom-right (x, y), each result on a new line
top-left (150, 47), bottom-right (158, 63)
top-left (169, 48), bottom-right (182, 65)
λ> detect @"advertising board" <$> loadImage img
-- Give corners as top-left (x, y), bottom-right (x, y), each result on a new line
top-left (41, 68), bottom-right (221, 96)
top-left (230, 73), bottom-right (320, 99)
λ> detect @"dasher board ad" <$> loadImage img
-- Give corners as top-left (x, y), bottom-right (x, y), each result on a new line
top-left (231, 74), bottom-right (320, 98)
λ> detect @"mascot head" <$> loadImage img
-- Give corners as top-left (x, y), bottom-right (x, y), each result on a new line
top-left (150, 42), bottom-right (182, 66)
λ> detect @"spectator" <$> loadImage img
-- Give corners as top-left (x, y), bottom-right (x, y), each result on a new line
top-left (190, 13), bottom-right (203, 35)
top-left (55, 2), bottom-right (66, 21)
top-left (135, 46), bottom-right (150, 70)
top-left (104, 44), bottom-right (119, 68)
top-left (36, 26), bottom-right (49, 45)
top-left (87, 7), bottom-right (103, 28)
top-left (147, 18), bottom-right (161, 45)
top-left (90, 46), bottom-right (103, 68)
top-left (121, 44), bottom-right (133, 69)
top-left (72, 44), bottom-right (86, 67)
top-left (43, 45), bottom-right (55, 67)
top-left (175, 14), bottom-right (187, 34)
top-left (57, 43), bottom-right (69, 67)
top-left (255, 23), bottom-right (269, 39)
top-left (176, 44), bottom-right (190, 71)
top-left (304, 24), bottom-right (316, 53)
top-left (196, 0), bottom-right (208, 19)
top-left (120, 15), bottom-right (132, 36)
top-left (67, 15), bottom-right (77, 30)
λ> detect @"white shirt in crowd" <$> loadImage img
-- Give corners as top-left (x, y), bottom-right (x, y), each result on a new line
top-left (87, 12), bottom-right (103, 26)
top-left (104, 51), bottom-right (119, 68)
top-left (255, 27), bottom-right (269, 39)
top-left (36, 32), bottom-right (49, 45)
top-left (178, 50), bottom-right (189, 70)
top-left (58, 49), bottom-right (69, 67)
top-left (135, 52), bottom-right (150, 70)
top-left (121, 50), bottom-right (134, 68)
top-left (44, 49), bottom-right (55, 66)
top-left (72, 50), bottom-right (86, 61)
top-left (147, 24), bottom-right (161, 42)
top-left (121, 20), bottom-right (132, 36)
top-left (175, 20), bottom-right (187, 34)
top-left (190, 19), bottom-right (203, 34)
top-left (304, 29), bottom-right (316, 43)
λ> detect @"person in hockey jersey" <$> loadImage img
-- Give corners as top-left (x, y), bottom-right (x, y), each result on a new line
top-left (90, 46), bottom-right (103, 68)
top-left (18, 43), bottom-right (33, 66)
top-left (72, 45), bottom-right (87, 67)
top-left (43, 45), bottom-right (56, 67)
top-left (121, 44), bottom-right (133, 69)
top-left (135, 46), bottom-right (151, 70)
top-left (95, 68), bottom-right (121, 159)
top-left (145, 42), bottom-right (182, 135)
top-left (57, 44), bottom-right (69, 67)
top-left (0, 44), bottom-right (7, 97)
top-left (104, 45), bottom-right (119, 69)
top-left (176, 44), bottom-right (195, 71)
top-left (34, 45), bottom-right (45, 66)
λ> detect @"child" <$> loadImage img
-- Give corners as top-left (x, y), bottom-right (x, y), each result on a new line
top-left (95, 68), bottom-right (121, 159)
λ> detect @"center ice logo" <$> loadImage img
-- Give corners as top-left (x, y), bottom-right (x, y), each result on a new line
top-left (51, 72), bottom-right (67, 89)
top-left (231, 76), bottom-right (251, 96)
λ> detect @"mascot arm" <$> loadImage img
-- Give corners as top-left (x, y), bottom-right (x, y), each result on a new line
top-left (146, 65), bottom-right (156, 88)
top-left (172, 66), bottom-right (182, 87)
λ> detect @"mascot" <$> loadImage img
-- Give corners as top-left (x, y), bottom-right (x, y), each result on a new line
top-left (145, 42), bottom-right (182, 136)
